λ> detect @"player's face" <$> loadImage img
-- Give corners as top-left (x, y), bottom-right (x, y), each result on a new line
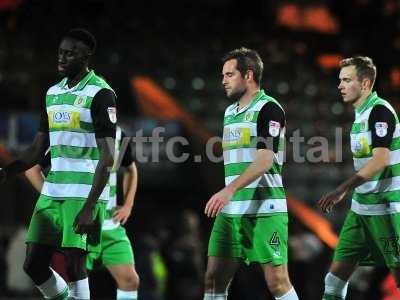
top-left (338, 66), bottom-right (362, 104)
top-left (58, 38), bottom-right (89, 77)
top-left (222, 59), bottom-right (246, 99)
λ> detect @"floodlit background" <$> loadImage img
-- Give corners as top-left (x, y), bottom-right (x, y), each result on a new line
top-left (0, 0), bottom-right (399, 299)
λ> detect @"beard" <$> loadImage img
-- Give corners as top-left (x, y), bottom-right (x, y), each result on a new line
top-left (227, 86), bottom-right (246, 101)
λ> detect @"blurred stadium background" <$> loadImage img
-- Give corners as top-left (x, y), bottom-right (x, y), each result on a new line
top-left (0, 0), bottom-right (399, 299)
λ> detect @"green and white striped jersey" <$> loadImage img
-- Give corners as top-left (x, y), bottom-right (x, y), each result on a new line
top-left (41, 70), bottom-right (116, 203)
top-left (222, 90), bottom-right (287, 217)
top-left (350, 92), bottom-right (400, 215)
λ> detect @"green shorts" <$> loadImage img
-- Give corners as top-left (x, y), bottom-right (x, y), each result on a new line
top-left (26, 196), bottom-right (105, 252)
top-left (86, 225), bottom-right (134, 271)
top-left (334, 211), bottom-right (400, 268)
top-left (208, 213), bottom-right (288, 265)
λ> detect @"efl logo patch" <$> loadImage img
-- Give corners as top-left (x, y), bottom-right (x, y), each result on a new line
top-left (375, 122), bottom-right (388, 137)
top-left (268, 121), bottom-right (280, 137)
top-left (107, 107), bottom-right (117, 124)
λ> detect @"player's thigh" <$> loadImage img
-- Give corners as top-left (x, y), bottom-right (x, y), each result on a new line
top-left (207, 214), bottom-right (242, 259)
top-left (242, 214), bottom-right (288, 265)
top-left (205, 256), bottom-right (240, 284)
top-left (101, 227), bottom-right (135, 267)
top-left (333, 212), bottom-right (371, 265)
top-left (106, 263), bottom-right (139, 287)
top-left (26, 196), bottom-right (62, 246)
top-left (262, 263), bottom-right (290, 286)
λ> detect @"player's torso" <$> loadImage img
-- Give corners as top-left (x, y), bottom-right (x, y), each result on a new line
top-left (350, 93), bottom-right (400, 213)
top-left (41, 71), bottom-right (114, 202)
top-left (221, 92), bottom-right (287, 217)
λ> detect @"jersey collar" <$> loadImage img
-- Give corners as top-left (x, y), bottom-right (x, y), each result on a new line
top-left (58, 70), bottom-right (95, 92)
top-left (355, 91), bottom-right (378, 115)
top-left (234, 89), bottom-right (265, 115)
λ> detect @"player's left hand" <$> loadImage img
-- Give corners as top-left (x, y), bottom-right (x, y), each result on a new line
top-left (205, 186), bottom-right (234, 218)
top-left (113, 205), bottom-right (132, 225)
top-left (318, 188), bottom-right (347, 213)
top-left (73, 203), bottom-right (96, 234)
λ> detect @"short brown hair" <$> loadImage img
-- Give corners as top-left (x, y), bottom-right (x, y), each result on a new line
top-left (222, 47), bottom-right (264, 85)
top-left (340, 56), bottom-right (377, 87)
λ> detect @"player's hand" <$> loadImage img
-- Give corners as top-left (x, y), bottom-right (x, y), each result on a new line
top-left (318, 188), bottom-right (348, 213)
top-left (113, 205), bottom-right (132, 225)
top-left (205, 186), bottom-right (234, 218)
top-left (73, 203), bottom-right (96, 234)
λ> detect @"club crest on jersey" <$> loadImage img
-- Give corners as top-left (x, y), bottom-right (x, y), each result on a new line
top-left (244, 111), bottom-right (254, 122)
top-left (268, 121), bottom-right (280, 137)
top-left (107, 107), bottom-right (117, 124)
top-left (375, 122), bottom-right (388, 137)
top-left (74, 95), bottom-right (87, 107)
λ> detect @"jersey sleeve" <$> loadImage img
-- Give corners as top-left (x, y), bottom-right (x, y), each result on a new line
top-left (368, 105), bottom-right (396, 149)
top-left (38, 107), bottom-right (49, 134)
top-left (90, 89), bottom-right (117, 138)
top-left (256, 102), bottom-right (285, 153)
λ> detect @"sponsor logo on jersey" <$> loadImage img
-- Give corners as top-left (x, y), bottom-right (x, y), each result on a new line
top-left (268, 121), bottom-right (280, 137)
top-left (222, 127), bottom-right (251, 148)
top-left (375, 122), bottom-right (388, 137)
top-left (351, 135), bottom-right (370, 156)
top-left (107, 107), bottom-right (117, 124)
top-left (48, 111), bottom-right (80, 129)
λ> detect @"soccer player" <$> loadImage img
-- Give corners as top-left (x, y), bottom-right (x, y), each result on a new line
top-left (25, 126), bottom-right (140, 300)
top-left (0, 28), bottom-right (117, 300)
top-left (204, 47), bottom-right (298, 300)
top-left (318, 56), bottom-right (400, 300)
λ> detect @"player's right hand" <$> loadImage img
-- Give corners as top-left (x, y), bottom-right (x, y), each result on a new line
top-left (318, 188), bottom-right (347, 213)
top-left (73, 203), bottom-right (96, 234)
top-left (205, 186), bottom-right (233, 218)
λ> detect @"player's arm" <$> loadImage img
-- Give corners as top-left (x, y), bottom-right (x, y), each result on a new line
top-left (25, 165), bottom-right (45, 193)
top-left (205, 102), bottom-right (284, 217)
top-left (319, 105), bottom-right (395, 212)
top-left (24, 150), bottom-right (51, 193)
top-left (74, 89), bottom-right (116, 234)
top-left (0, 109), bottom-right (49, 183)
top-left (113, 136), bottom-right (138, 224)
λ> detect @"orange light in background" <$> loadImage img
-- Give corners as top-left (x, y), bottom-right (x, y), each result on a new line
top-left (303, 6), bottom-right (339, 34)
top-left (277, 4), bottom-right (302, 29)
top-left (390, 67), bottom-right (400, 88)
top-left (277, 3), bottom-right (339, 34)
top-left (317, 54), bottom-right (343, 70)
top-left (287, 195), bottom-right (338, 249)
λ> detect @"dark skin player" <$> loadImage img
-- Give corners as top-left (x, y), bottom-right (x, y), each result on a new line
top-left (0, 36), bottom-right (115, 284)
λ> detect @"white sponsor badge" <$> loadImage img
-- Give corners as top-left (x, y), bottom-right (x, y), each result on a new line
top-left (268, 121), bottom-right (281, 137)
top-left (375, 122), bottom-right (388, 137)
top-left (107, 107), bottom-right (117, 124)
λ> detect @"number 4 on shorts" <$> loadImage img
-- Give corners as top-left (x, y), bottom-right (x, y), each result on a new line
top-left (269, 232), bottom-right (280, 246)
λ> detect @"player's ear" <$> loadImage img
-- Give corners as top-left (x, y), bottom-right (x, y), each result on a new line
top-left (245, 70), bottom-right (253, 81)
top-left (361, 77), bottom-right (371, 90)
